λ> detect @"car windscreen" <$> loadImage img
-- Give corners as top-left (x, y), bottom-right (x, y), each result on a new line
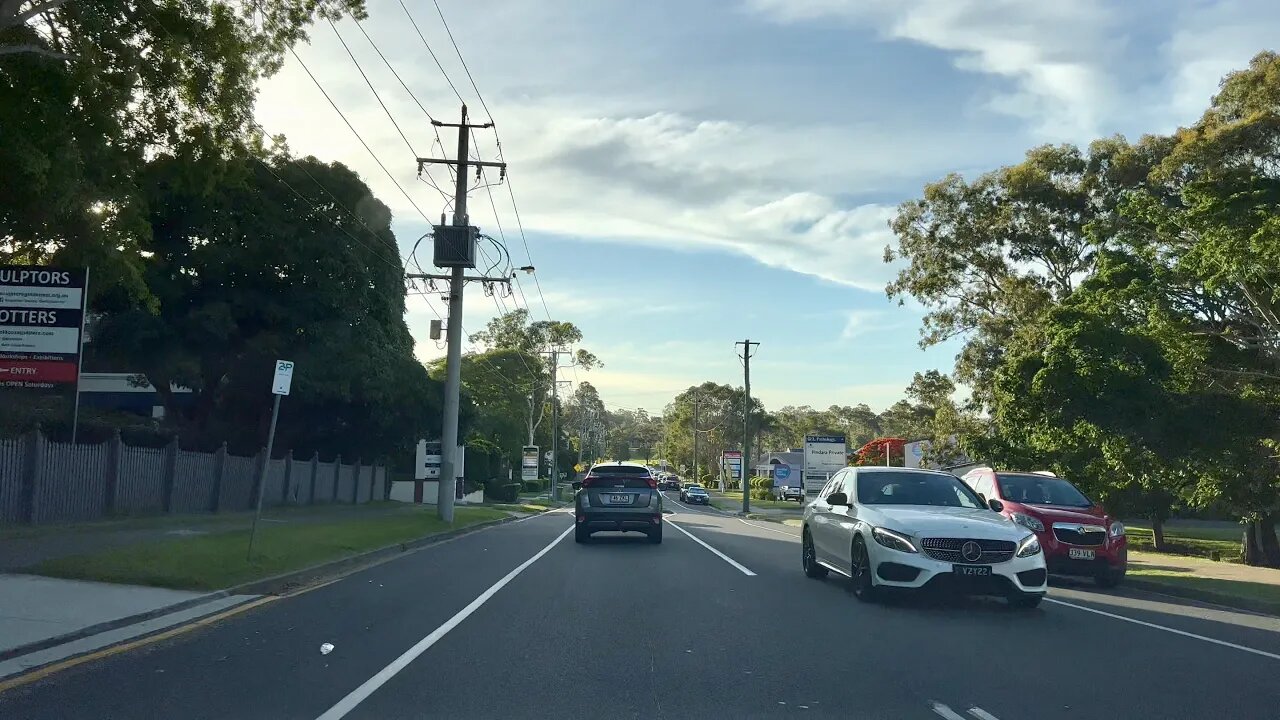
top-left (996, 474), bottom-right (1092, 508)
top-left (856, 471), bottom-right (985, 509)
top-left (587, 465), bottom-right (652, 488)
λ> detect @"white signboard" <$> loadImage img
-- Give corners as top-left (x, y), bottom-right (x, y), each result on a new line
top-left (905, 440), bottom-right (929, 469)
top-left (803, 434), bottom-right (847, 496)
top-left (415, 440), bottom-right (442, 480)
top-left (722, 451), bottom-right (743, 482)
top-left (521, 445), bottom-right (539, 482)
top-left (271, 360), bottom-right (294, 395)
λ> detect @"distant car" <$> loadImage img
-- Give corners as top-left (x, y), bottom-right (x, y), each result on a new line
top-left (679, 484), bottom-right (705, 502)
top-left (662, 476), bottom-right (682, 490)
top-left (773, 485), bottom-right (804, 502)
top-left (683, 486), bottom-right (710, 505)
top-left (961, 467), bottom-right (1127, 588)
top-left (802, 467), bottom-right (1047, 608)
top-left (575, 461), bottom-right (662, 544)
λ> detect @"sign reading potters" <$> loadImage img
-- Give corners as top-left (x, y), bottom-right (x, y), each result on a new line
top-left (0, 266), bottom-right (87, 389)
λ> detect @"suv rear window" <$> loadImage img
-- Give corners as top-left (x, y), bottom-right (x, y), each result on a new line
top-left (587, 465), bottom-right (653, 488)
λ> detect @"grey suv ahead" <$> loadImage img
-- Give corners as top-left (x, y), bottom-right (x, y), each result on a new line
top-left (575, 462), bottom-right (663, 544)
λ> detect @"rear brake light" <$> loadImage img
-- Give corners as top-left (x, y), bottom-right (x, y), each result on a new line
top-left (581, 476), bottom-right (595, 488)
top-left (646, 478), bottom-right (657, 489)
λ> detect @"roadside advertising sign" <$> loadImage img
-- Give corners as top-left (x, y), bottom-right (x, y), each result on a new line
top-left (722, 450), bottom-right (743, 483)
top-left (773, 463), bottom-right (792, 485)
top-left (803, 434), bottom-right (847, 496)
top-left (522, 445), bottom-right (540, 481)
top-left (415, 440), bottom-right (442, 480)
top-left (0, 265), bottom-right (88, 390)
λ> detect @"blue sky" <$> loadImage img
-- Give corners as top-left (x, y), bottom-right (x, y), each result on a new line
top-left (255, 0), bottom-right (1280, 413)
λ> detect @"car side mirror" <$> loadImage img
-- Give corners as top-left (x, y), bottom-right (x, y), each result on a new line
top-left (571, 481), bottom-right (582, 492)
top-left (826, 492), bottom-right (849, 507)
top-left (988, 498), bottom-right (1003, 512)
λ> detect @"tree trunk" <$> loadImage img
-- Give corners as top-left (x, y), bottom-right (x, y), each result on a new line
top-left (1150, 514), bottom-right (1166, 552)
top-left (1241, 514), bottom-right (1280, 567)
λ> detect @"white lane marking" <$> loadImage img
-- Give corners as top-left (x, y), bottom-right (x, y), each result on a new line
top-left (737, 517), bottom-right (800, 538)
top-left (666, 519), bottom-right (757, 576)
top-left (314, 524), bottom-right (575, 720)
top-left (968, 708), bottom-right (1002, 720)
top-left (1046, 597), bottom-right (1280, 661)
top-left (931, 703), bottom-right (967, 720)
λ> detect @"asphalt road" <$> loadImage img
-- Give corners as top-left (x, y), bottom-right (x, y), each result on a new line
top-left (3, 493), bottom-right (1280, 719)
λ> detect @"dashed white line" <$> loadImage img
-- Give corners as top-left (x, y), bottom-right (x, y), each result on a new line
top-left (930, 702), bottom-right (967, 720)
top-left (314, 524), bottom-right (574, 719)
top-left (1045, 597), bottom-right (1280, 661)
top-left (666, 519), bottom-right (757, 576)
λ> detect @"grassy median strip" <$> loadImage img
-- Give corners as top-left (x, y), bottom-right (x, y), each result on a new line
top-left (1126, 567), bottom-right (1280, 613)
top-left (30, 506), bottom-right (508, 591)
top-left (707, 492), bottom-right (798, 511)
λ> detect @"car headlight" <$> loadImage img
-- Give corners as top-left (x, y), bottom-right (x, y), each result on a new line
top-left (1109, 521), bottom-right (1125, 538)
top-left (1010, 512), bottom-right (1045, 532)
top-left (1016, 534), bottom-right (1042, 557)
top-left (871, 526), bottom-right (918, 554)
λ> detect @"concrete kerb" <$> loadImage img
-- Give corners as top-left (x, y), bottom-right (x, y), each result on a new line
top-left (0, 508), bottom-right (551, 671)
top-left (0, 588), bottom-right (236, 663)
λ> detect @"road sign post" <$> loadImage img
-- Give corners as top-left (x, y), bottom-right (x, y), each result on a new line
top-left (248, 360), bottom-right (293, 560)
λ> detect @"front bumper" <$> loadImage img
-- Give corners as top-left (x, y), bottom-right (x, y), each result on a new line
top-left (686, 496), bottom-right (709, 505)
top-left (866, 538), bottom-right (1048, 595)
top-left (1040, 534), bottom-right (1127, 576)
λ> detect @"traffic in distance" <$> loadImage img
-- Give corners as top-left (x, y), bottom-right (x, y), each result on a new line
top-left (579, 460), bottom-right (1127, 609)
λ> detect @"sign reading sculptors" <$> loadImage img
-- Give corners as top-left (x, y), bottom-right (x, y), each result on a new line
top-left (0, 266), bottom-right (88, 389)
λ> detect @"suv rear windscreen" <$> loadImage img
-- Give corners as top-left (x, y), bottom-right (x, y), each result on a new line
top-left (587, 465), bottom-right (653, 488)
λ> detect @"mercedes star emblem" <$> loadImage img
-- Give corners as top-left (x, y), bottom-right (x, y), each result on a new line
top-left (961, 541), bottom-right (983, 563)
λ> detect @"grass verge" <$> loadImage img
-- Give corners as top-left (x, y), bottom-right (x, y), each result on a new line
top-left (30, 506), bottom-right (507, 591)
top-left (0, 502), bottom-right (404, 541)
top-left (707, 492), bottom-right (798, 511)
top-left (1125, 527), bottom-right (1241, 563)
top-left (1126, 567), bottom-right (1280, 613)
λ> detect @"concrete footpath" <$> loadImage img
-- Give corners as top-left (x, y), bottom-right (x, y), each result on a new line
top-left (0, 574), bottom-right (257, 679)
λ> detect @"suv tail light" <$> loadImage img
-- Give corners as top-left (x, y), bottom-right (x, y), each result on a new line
top-left (646, 477), bottom-right (657, 489)
top-left (581, 476), bottom-right (596, 488)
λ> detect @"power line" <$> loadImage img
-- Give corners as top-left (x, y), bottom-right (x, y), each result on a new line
top-left (398, 0), bottom-right (466, 106)
top-left (289, 46), bottom-right (436, 225)
top-left (431, 0), bottom-right (494, 124)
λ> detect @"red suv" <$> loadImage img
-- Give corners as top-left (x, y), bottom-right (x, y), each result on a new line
top-left (961, 468), bottom-right (1126, 587)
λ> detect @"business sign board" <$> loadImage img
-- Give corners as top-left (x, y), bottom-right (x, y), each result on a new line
top-left (773, 463), bottom-right (792, 485)
top-left (722, 451), bottom-right (743, 483)
top-left (522, 445), bottom-right (540, 482)
top-left (415, 440), bottom-right (442, 480)
top-left (0, 266), bottom-right (87, 390)
top-left (803, 434), bottom-right (847, 496)
top-left (904, 435), bottom-right (970, 470)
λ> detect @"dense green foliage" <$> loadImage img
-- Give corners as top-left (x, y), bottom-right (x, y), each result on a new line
top-left (888, 51), bottom-right (1280, 566)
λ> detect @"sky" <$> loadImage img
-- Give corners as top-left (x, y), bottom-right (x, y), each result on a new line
top-left (254, 0), bottom-right (1280, 414)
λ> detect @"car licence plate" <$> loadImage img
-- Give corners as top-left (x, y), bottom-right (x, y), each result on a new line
top-left (606, 494), bottom-right (631, 505)
top-left (952, 565), bottom-right (992, 577)
top-left (1069, 548), bottom-right (1095, 560)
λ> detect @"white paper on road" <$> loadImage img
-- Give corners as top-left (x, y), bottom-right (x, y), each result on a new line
top-left (320, 643), bottom-right (334, 655)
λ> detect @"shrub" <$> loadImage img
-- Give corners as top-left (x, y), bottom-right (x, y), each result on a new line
top-left (749, 488), bottom-right (772, 500)
top-left (749, 477), bottom-right (774, 491)
top-left (484, 479), bottom-right (522, 503)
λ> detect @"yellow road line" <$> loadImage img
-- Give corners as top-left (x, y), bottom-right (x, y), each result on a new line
top-left (0, 595), bottom-right (278, 694)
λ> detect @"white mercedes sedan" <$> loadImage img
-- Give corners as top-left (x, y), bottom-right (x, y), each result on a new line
top-left (800, 466), bottom-right (1048, 608)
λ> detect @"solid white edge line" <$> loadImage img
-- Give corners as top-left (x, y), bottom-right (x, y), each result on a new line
top-left (931, 702), bottom-right (967, 720)
top-left (314, 523), bottom-right (575, 720)
top-left (666, 519), bottom-right (757, 576)
top-left (967, 707), bottom-right (1002, 720)
top-left (1045, 597), bottom-right (1280, 661)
